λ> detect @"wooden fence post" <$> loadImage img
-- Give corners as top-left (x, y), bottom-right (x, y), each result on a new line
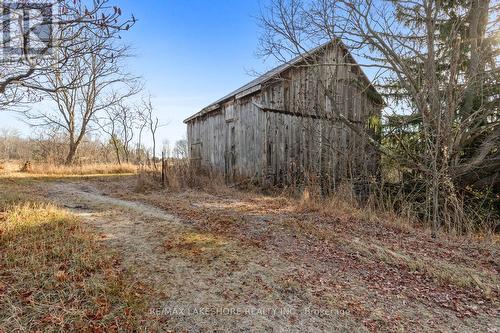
top-left (161, 150), bottom-right (166, 187)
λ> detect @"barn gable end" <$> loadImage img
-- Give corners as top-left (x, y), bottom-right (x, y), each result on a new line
top-left (184, 40), bottom-right (382, 187)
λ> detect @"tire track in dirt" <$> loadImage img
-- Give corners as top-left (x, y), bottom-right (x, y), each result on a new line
top-left (42, 181), bottom-right (370, 332)
top-left (87, 180), bottom-right (499, 333)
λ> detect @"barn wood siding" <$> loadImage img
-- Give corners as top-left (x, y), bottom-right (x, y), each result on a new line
top-left (186, 42), bottom-right (381, 188)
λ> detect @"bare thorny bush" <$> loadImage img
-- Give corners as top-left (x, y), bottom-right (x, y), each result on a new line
top-left (135, 159), bottom-right (225, 193)
top-left (280, 166), bottom-right (498, 234)
top-left (258, 0), bottom-right (499, 234)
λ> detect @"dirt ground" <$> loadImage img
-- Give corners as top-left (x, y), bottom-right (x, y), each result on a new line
top-left (33, 176), bottom-right (499, 332)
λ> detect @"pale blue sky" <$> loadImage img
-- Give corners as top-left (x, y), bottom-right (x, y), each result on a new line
top-left (0, 0), bottom-right (275, 148)
top-left (1, 0), bottom-right (383, 151)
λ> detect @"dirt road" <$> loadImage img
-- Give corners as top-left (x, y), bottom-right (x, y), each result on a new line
top-left (40, 180), bottom-right (499, 332)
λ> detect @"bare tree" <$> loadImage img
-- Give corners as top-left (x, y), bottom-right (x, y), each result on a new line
top-left (135, 107), bottom-right (148, 164)
top-left (0, 0), bottom-right (136, 108)
top-left (259, 0), bottom-right (499, 233)
top-left (101, 101), bottom-right (138, 164)
top-left (173, 139), bottom-right (188, 159)
top-left (101, 106), bottom-right (123, 164)
top-left (162, 139), bottom-right (171, 159)
top-left (118, 103), bottom-right (136, 163)
top-left (138, 95), bottom-right (161, 168)
top-left (22, 30), bottom-right (140, 164)
top-left (0, 128), bottom-right (24, 160)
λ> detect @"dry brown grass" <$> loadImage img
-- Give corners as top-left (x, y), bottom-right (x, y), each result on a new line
top-left (347, 238), bottom-right (498, 296)
top-left (294, 182), bottom-right (416, 232)
top-left (290, 185), bottom-right (499, 296)
top-left (133, 169), bottom-right (166, 193)
top-left (164, 161), bottom-right (224, 191)
top-left (163, 231), bottom-right (230, 263)
top-left (0, 183), bottom-right (151, 331)
top-left (0, 161), bottom-right (17, 174)
top-left (134, 160), bottom-right (225, 193)
top-left (25, 162), bottom-right (137, 175)
top-left (26, 176), bottom-right (498, 331)
top-left (0, 161), bottom-right (137, 179)
top-left (296, 183), bottom-right (357, 214)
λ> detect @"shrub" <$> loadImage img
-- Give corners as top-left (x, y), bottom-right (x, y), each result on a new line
top-left (161, 159), bottom-right (223, 191)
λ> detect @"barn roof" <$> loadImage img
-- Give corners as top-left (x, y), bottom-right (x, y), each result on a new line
top-left (184, 40), bottom-right (382, 123)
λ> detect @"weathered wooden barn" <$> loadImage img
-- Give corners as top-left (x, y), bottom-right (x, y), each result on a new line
top-left (184, 41), bottom-right (383, 188)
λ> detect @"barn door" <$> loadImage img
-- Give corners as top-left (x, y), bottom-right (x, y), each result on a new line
top-left (190, 142), bottom-right (202, 169)
top-left (225, 124), bottom-right (236, 182)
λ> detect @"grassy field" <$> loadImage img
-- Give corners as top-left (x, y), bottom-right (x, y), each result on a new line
top-left (0, 161), bottom-right (137, 178)
top-left (0, 166), bottom-right (498, 331)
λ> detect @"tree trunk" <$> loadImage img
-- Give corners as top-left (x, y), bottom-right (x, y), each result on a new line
top-left (114, 146), bottom-right (122, 165)
top-left (152, 136), bottom-right (157, 170)
top-left (124, 147), bottom-right (129, 163)
top-left (111, 137), bottom-right (122, 165)
top-left (65, 143), bottom-right (78, 165)
top-left (461, 0), bottom-right (489, 118)
top-left (137, 125), bottom-right (145, 164)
